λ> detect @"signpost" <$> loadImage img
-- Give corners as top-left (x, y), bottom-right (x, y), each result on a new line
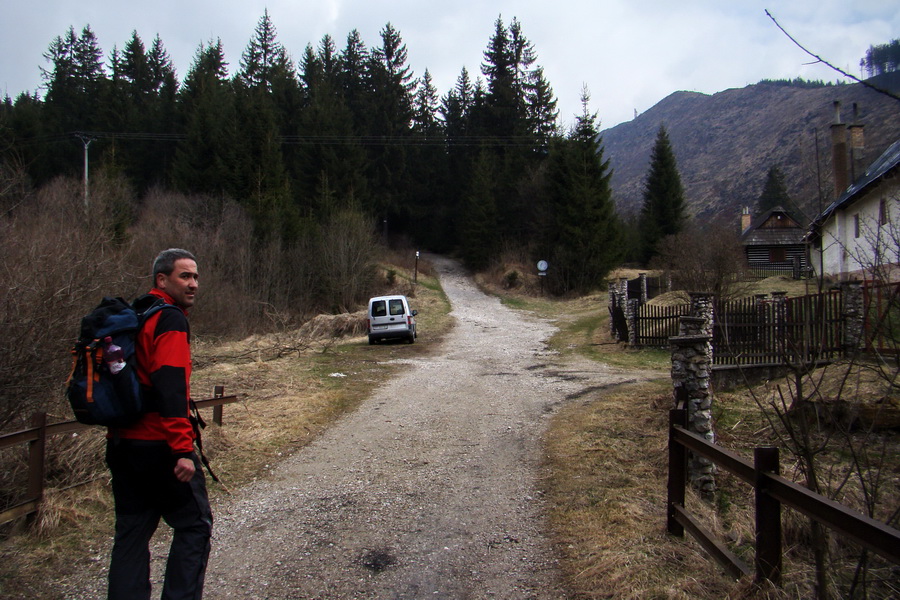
top-left (537, 260), bottom-right (548, 295)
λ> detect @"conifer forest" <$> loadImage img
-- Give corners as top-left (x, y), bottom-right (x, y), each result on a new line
top-left (0, 13), bottom-right (624, 295)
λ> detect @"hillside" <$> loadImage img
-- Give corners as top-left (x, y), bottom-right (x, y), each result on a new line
top-left (601, 76), bottom-right (900, 227)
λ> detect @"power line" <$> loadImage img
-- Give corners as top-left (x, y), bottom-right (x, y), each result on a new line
top-left (10, 130), bottom-right (549, 149)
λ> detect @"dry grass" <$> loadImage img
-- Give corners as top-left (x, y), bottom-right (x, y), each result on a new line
top-left (543, 381), bottom-right (752, 599)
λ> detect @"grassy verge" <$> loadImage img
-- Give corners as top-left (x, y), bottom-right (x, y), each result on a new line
top-left (543, 380), bottom-right (749, 599)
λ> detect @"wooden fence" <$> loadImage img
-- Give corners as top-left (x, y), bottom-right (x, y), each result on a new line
top-left (0, 386), bottom-right (238, 528)
top-left (631, 290), bottom-right (846, 367)
top-left (712, 290), bottom-right (844, 366)
top-left (634, 303), bottom-right (689, 347)
top-left (668, 407), bottom-right (900, 583)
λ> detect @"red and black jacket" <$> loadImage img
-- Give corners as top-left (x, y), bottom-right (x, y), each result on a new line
top-left (113, 289), bottom-right (195, 458)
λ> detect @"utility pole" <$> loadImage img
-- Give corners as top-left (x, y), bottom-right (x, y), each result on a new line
top-left (75, 133), bottom-right (96, 210)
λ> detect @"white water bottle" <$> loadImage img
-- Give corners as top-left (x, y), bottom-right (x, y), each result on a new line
top-left (103, 336), bottom-right (125, 374)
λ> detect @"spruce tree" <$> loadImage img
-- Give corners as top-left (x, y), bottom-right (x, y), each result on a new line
top-left (439, 68), bottom-right (477, 248)
top-left (337, 30), bottom-right (371, 133)
top-left (477, 16), bottom-right (555, 243)
top-left (146, 35), bottom-right (179, 186)
top-left (41, 26), bottom-right (109, 179)
top-left (297, 37), bottom-right (366, 218)
top-left (460, 150), bottom-right (499, 270)
top-left (113, 31), bottom-right (178, 189)
top-left (756, 164), bottom-right (793, 215)
top-left (172, 39), bottom-right (238, 197)
top-left (542, 89), bottom-right (620, 294)
top-left (408, 70), bottom-right (450, 249)
top-left (366, 23), bottom-right (415, 230)
top-left (638, 124), bottom-right (686, 265)
top-left (527, 66), bottom-right (559, 154)
top-left (234, 11), bottom-right (296, 239)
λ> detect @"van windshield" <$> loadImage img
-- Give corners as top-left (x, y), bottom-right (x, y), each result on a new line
top-left (388, 299), bottom-right (405, 316)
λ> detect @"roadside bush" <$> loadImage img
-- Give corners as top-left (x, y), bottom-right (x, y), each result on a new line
top-left (650, 225), bottom-right (753, 300)
top-left (0, 176), bottom-right (386, 507)
top-left (0, 176), bottom-right (134, 431)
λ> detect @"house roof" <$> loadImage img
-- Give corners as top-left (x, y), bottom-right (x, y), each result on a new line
top-left (741, 206), bottom-right (806, 246)
top-left (811, 138), bottom-right (900, 230)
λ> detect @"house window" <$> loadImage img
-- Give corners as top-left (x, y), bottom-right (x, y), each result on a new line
top-left (879, 199), bottom-right (886, 226)
top-left (854, 213), bottom-right (860, 238)
top-left (769, 248), bottom-right (786, 263)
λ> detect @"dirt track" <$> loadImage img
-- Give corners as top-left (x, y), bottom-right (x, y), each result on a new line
top-left (68, 256), bottom-right (651, 599)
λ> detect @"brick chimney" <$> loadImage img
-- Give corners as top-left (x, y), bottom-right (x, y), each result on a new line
top-left (741, 206), bottom-right (751, 233)
top-left (848, 102), bottom-right (866, 182)
top-left (830, 101), bottom-right (849, 199)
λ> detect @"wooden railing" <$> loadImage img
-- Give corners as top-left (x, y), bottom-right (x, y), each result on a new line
top-left (0, 386), bottom-right (239, 528)
top-left (667, 407), bottom-right (900, 583)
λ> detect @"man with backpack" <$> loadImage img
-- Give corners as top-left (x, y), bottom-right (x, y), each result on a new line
top-left (105, 248), bottom-right (212, 600)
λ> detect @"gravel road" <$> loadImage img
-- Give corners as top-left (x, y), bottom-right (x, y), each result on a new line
top-left (66, 256), bottom-right (650, 599)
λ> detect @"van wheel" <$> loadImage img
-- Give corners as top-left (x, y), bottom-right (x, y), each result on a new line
top-left (406, 334), bottom-right (415, 344)
top-left (368, 335), bottom-right (376, 345)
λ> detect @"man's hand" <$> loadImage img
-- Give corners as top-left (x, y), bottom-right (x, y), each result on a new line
top-left (174, 457), bottom-right (196, 482)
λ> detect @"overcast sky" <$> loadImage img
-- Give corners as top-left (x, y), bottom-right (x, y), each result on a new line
top-left (2, 1), bottom-right (896, 130)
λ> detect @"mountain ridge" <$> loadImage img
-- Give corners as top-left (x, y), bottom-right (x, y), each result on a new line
top-left (601, 77), bottom-right (900, 228)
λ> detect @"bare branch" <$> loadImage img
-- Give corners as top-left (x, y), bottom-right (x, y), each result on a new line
top-left (765, 9), bottom-right (900, 104)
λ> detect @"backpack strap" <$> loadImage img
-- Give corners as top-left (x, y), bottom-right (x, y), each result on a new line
top-left (189, 400), bottom-right (220, 483)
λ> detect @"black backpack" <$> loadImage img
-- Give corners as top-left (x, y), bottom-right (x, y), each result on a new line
top-left (66, 296), bottom-right (175, 427)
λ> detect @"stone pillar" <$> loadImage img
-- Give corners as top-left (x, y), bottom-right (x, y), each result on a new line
top-left (841, 280), bottom-right (864, 352)
top-left (626, 298), bottom-right (640, 346)
top-left (617, 278), bottom-right (629, 340)
top-left (688, 292), bottom-right (714, 362)
top-left (670, 330), bottom-right (716, 498)
top-left (608, 281), bottom-right (618, 338)
top-left (688, 293), bottom-right (714, 336)
top-left (617, 278), bottom-right (628, 304)
top-left (639, 273), bottom-right (648, 304)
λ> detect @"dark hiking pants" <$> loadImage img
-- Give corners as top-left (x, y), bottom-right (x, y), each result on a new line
top-left (106, 440), bottom-right (212, 600)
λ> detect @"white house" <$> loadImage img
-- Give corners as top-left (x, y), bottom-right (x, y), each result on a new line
top-left (808, 133), bottom-right (900, 282)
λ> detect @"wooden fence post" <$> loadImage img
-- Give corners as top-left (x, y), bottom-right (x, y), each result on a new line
top-left (213, 385), bottom-right (225, 426)
top-left (755, 446), bottom-right (782, 585)
top-left (667, 408), bottom-right (688, 537)
top-left (26, 412), bottom-right (47, 527)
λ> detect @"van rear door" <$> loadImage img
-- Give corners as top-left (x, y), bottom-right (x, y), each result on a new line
top-left (369, 297), bottom-right (406, 332)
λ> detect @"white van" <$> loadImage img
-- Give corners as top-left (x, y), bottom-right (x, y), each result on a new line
top-left (367, 295), bottom-right (418, 344)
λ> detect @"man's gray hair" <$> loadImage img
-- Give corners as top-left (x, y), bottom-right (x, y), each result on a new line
top-left (152, 248), bottom-right (197, 278)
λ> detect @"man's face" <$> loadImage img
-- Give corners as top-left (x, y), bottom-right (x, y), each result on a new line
top-left (156, 258), bottom-right (199, 310)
